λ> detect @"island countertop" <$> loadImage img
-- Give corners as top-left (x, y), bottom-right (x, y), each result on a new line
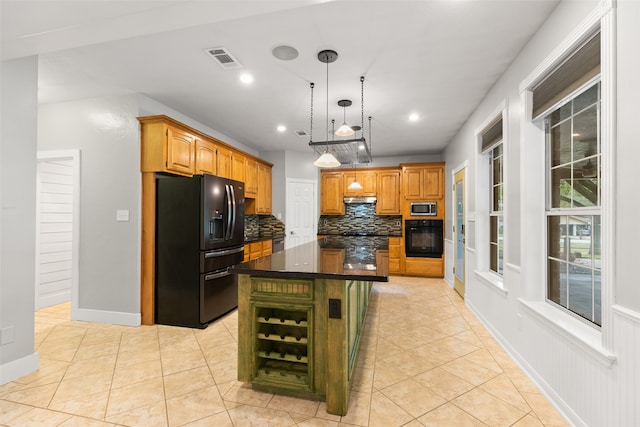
top-left (229, 236), bottom-right (389, 282)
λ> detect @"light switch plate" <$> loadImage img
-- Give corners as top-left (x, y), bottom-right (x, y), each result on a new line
top-left (116, 210), bottom-right (129, 222)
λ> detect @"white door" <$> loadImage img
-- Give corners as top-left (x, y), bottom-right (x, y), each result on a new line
top-left (453, 168), bottom-right (466, 298)
top-left (285, 179), bottom-right (317, 249)
top-left (35, 151), bottom-right (80, 310)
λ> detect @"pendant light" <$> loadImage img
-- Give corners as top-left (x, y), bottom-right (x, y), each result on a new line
top-left (313, 50), bottom-right (340, 168)
top-left (336, 99), bottom-right (355, 136)
top-left (347, 162), bottom-right (363, 190)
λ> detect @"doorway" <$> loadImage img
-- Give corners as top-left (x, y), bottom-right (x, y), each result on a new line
top-left (35, 150), bottom-right (80, 312)
top-left (453, 167), bottom-right (466, 298)
top-left (285, 179), bottom-right (317, 249)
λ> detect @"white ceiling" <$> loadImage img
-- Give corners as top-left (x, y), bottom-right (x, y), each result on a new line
top-left (1, 0), bottom-right (559, 158)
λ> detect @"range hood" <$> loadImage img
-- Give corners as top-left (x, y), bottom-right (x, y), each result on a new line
top-left (343, 196), bottom-right (377, 204)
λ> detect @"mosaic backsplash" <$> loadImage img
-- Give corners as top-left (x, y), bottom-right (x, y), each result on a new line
top-left (245, 214), bottom-right (285, 238)
top-left (318, 203), bottom-right (402, 235)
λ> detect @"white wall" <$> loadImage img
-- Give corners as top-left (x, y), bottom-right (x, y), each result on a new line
top-left (442, 1), bottom-right (640, 425)
top-left (0, 56), bottom-right (39, 383)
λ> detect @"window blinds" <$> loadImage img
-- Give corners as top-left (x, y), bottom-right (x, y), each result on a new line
top-left (481, 116), bottom-right (503, 153)
top-left (532, 31), bottom-right (600, 120)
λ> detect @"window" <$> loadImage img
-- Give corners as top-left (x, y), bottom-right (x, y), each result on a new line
top-left (490, 144), bottom-right (504, 275)
top-left (545, 82), bottom-right (601, 326)
top-left (480, 115), bottom-right (504, 276)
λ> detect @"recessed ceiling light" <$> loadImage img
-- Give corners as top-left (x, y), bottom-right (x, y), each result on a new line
top-left (409, 113), bottom-right (420, 122)
top-left (277, 125), bottom-right (286, 132)
top-left (272, 45), bottom-right (299, 61)
top-left (239, 73), bottom-right (254, 84)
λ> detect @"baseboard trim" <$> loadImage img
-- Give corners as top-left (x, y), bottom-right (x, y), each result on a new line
top-left (73, 308), bottom-right (141, 327)
top-left (0, 352), bottom-right (39, 385)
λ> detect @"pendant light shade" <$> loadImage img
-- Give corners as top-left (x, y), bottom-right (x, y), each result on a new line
top-left (335, 99), bottom-right (355, 136)
top-left (314, 151), bottom-right (341, 168)
top-left (347, 178), bottom-right (363, 190)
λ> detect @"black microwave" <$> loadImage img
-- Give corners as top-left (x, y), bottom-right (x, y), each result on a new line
top-left (410, 202), bottom-right (437, 216)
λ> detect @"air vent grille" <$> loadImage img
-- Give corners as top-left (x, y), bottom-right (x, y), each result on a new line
top-left (295, 130), bottom-right (308, 137)
top-left (204, 47), bottom-right (243, 69)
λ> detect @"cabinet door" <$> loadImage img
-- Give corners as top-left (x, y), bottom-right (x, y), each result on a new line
top-left (231, 152), bottom-right (246, 183)
top-left (424, 166), bottom-right (444, 199)
top-left (321, 172), bottom-right (344, 215)
top-left (245, 158), bottom-right (258, 198)
top-left (195, 138), bottom-right (216, 175)
top-left (344, 171), bottom-right (377, 196)
top-left (216, 145), bottom-right (233, 179)
top-left (376, 171), bottom-right (401, 215)
top-left (402, 167), bottom-right (424, 200)
top-left (166, 126), bottom-right (195, 175)
top-left (388, 237), bottom-right (402, 274)
top-left (256, 163), bottom-right (272, 214)
top-left (320, 249), bottom-right (345, 273)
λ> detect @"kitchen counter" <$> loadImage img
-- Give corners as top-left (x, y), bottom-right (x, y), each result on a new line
top-left (244, 233), bottom-right (285, 244)
top-left (230, 236), bottom-right (389, 282)
top-left (232, 236), bottom-right (388, 415)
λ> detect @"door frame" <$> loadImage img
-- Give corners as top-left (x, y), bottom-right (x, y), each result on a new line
top-left (36, 149), bottom-right (81, 317)
top-left (452, 162), bottom-right (467, 298)
top-left (285, 178), bottom-right (318, 249)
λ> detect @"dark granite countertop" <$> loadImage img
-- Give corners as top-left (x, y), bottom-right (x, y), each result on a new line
top-left (230, 236), bottom-right (389, 282)
top-left (244, 234), bottom-right (285, 244)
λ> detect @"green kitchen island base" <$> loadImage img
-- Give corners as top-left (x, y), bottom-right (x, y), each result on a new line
top-left (236, 274), bottom-right (373, 416)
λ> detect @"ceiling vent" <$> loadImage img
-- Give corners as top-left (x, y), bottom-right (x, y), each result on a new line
top-left (204, 47), bottom-right (243, 69)
top-left (295, 130), bottom-right (308, 137)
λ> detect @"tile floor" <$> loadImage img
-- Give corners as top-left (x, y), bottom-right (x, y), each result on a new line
top-left (0, 277), bottom-right (568, 426)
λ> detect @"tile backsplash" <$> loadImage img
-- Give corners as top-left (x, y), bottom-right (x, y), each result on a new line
top-left (317, 204), bottom-right (402, 235)
top-left (245, 214), bottom-right (285, 238)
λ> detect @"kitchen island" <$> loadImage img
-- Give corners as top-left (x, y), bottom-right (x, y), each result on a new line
top-left (229, 236), bottom-right (389, 415)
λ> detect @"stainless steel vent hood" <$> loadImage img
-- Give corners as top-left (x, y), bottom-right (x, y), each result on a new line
top-left (344, 196), bottom-right (377, 204)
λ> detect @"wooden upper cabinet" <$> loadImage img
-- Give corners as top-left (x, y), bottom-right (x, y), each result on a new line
top-left (231, 152), bottom-right (246, 183)
top-left (216, 145), bottom-right (233, 179)
top-left (195, 138), bottom-right (216, 175)
top-left (424, 166), bottom-right (444, 199)
top-left (402, 163), bottom-right (445, 200)
top-left (343, 170), bottom-right (377, 196)
top-left (376, 170), bottom-right (401, 215)
top-left (245, 158), bottom-right (258, 198)
top-left (257, 163), bottom-right (272, 214)
top-left (140, 118), bottom-right (196, 176)
top-left (321, 171), bottom-right (344, 215)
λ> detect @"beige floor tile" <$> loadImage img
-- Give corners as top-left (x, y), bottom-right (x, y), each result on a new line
top-left (227, 404), bottom-right (296, 426)
top-left (63, 354), bottom-right (116, 380)
top-left (49, 390), bottom-right (109, 419)
top-left (105, 376), bottom-right (165, 418)
top-left (452, 388), bottom-right (529, 426)
top-left (372, 360), bottom-right (411, 390)
top-left (38, 347), bottom-right (79, 363)
top-left (380, 378), bottom-right (447, 418)
top-left (367, 390), bottom-right (413, 427)
top-left (73, 340), bottom-right (120, 362)
top-left (521, 391), bottom-right (569, 427)
top-left (114, 347), bottom-right (161, 369)
top-left (223, 382), bottom-right (274, 407)
top-left (338, 390), bottom-right (371, 427)
top-left (202, 342), bottom-right (238, 364)
top-left (111, 358), bottom-right (162, 389)
top-left (297, 417), bottom-right (340, 427)
top-left (440, 357), bottom-right (500, 386)
top-left (350, 366), bottom-right (374, 393)
top-left (50, 370), bottom-right (113, 406)
top-left (105, 400), bottom-right (168, 427)
top-left (181, 410), bottom-right (235, 426)
top-left (462, 348), bottom-right (504, 374)
top-left (479, 374), bottom-right (531, 413)
top-left (413, 367), bottom-right (475, 401)
top-left (315, 401), bottom-right (342, 422)
top-left (160, 349), bottom-right (207, 376)
top-left (374, 338), bottom-right (404, 359)
top-left (163, 365), bottom-right (215, 399)
top-left (0, 400), bottom-right (33, 424)
top-left (58, 416), bottom-right (116, 427)
top-left (429, 336), bottom-right (481, 357)
top-left (380, 350), bottom-right (435, 377)
top-left (2, 382), bottom-right (58, 407)
top-left (166, 385), bottom-right (226, 426)
top-left (4, 406), bottom-right (73, 427)
top-left (80, 329), bottom-right (122, 346)
top-left (208, 356), bottom-right (238, 384)
top-left (417, 402), bottom-right (487, 426)
top-left (266, 394), bottom-right (321, 417)
top-left (512, 413), bottom-right (546, 427)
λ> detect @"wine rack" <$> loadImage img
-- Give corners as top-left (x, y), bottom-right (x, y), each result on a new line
top-left (254, 306), bottom-right (312, 389)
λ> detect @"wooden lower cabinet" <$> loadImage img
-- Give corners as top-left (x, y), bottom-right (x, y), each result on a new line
top-left (388, 237), bottom-right (402, 274)
top-left (404, 257), bottom-right (444, 277)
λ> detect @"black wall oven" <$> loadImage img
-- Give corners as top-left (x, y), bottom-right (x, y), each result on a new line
top-left (405, 219), bottom-right (443, 258)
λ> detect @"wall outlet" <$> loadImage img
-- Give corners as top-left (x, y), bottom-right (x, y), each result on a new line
top-left (277, 212), bottom-right (282, 220)
top-left (116, 209), bottom-right (129, 222)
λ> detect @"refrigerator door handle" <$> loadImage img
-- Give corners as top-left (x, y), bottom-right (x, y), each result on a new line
top-left (204, 246), bottom-right (245, 258)
top-left (204, 270), bottom-right (231, 281)
top-left (229, 184), bottom-right (237, 240)
top-left (225, 184), bottom-right (233, 240)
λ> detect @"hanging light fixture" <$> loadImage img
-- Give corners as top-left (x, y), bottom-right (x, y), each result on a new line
top-left (347, 161), bottom-right (363, 190)
top-left (312, 50), bottom-right (340, 168)
top-left (336, 99), bottom-right (355, 136)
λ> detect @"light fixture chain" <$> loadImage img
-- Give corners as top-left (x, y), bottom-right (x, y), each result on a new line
top-left (361, 76), bottom-right (364, 139)
top-left (309, 82), bottom-right (314, 143)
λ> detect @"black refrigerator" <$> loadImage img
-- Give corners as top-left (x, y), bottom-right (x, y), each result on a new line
top-left (155, 173), bottom-right (245, 328)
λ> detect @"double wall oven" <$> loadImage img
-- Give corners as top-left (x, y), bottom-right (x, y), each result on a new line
top-left (404, 219), bottom-right (444, 258)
